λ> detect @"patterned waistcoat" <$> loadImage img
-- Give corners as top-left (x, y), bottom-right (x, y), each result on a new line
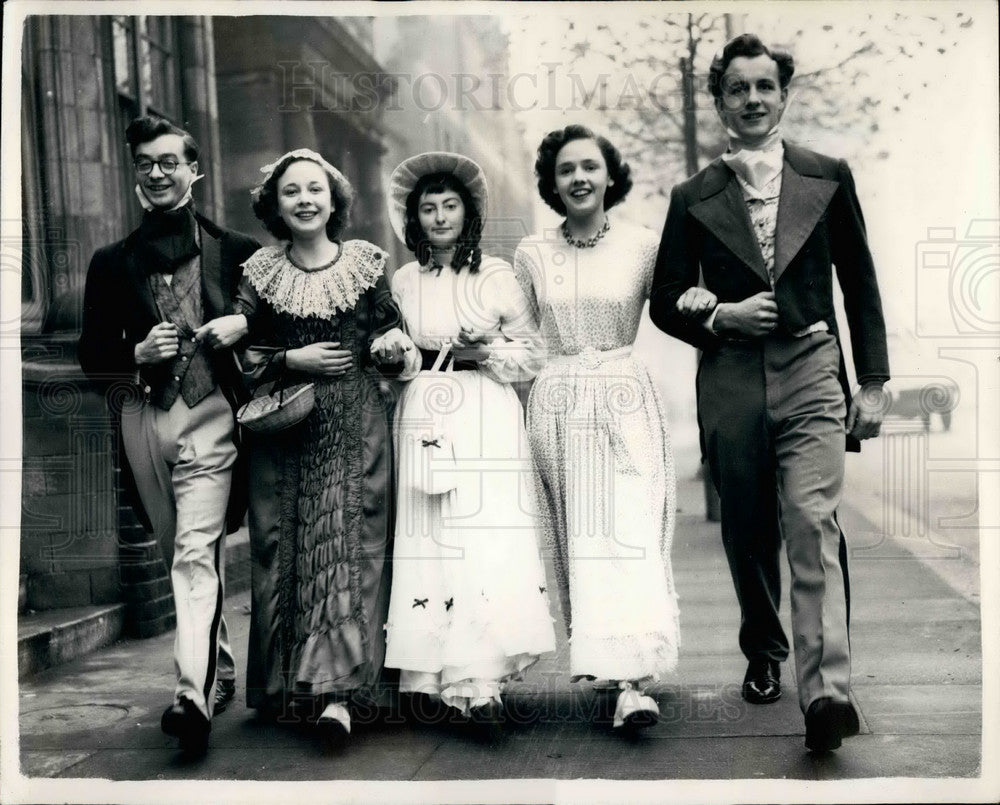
top-left (148, 253), bottom-right (217, 410)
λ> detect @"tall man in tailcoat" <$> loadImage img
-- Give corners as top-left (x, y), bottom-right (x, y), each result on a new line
top-left (79, 116), bottom-right (259, 755)
top-left (649, 34), bottom-right (890, 752)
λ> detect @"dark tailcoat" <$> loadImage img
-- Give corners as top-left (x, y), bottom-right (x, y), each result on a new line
top-left (649, 141), bottom-right (891, 709)
top-left (78, 212), bottom-right (260, 533)
top-left (649, 142), bottom-right (889, 451)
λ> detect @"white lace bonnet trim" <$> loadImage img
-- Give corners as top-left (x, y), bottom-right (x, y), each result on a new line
top-left (250, 148), bottom-right (349, 203)
top-left (242, 241), bottom-right (387, 318)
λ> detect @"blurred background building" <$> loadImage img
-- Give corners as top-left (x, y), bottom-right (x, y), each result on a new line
top-left (18, 13), bottom-right (534, 651)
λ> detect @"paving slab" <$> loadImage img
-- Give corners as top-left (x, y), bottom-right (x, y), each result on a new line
top-left (849, 621), bottom-right (982, 685)
top-left (852, 683), bottom-right (981, 735)
top-left (410, 732), bottom-right (833, 781)
top-left (809, 733), bottom-right (982, 780)
top-left (12, 438), bottom-right (987, 792)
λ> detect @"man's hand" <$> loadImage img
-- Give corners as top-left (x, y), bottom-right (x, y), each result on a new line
top-left (135, 322), bottom-right (179, 365)
top-left (371, 328), bottom-right (414, 364)
top-left (194, 314), bottom-right (248, 350)
top-left (847, 381), bottom-right (887, 440)
top-left (285, 342), bottom-right (353, 377)
top-left (675, 286), bottom-right (718, 318)
top-left (450, 327), bottom-right (492, 363)
top-left (713, 291), bottom-right (778, 336)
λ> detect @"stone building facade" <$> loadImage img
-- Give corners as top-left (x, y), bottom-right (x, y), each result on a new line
top-left (20, 16), bottom-right (224, 637)
top-left (18, 12), bottom-right (534, 638)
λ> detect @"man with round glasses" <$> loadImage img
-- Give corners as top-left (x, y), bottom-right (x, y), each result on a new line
top-left (133, 155), bottom-right (190, 174)
top-left (79, 115), bottom-right (259, 756)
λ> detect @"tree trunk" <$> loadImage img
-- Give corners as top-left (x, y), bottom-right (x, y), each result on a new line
top-left (679, 55), bottom-right (699, 178)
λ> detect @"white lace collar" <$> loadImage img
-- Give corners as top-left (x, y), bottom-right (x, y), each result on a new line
top-left (242, 240), bottom-right (387, 318)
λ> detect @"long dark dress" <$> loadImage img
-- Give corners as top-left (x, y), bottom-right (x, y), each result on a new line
top-left (236, 241), bottom-right (400, 713)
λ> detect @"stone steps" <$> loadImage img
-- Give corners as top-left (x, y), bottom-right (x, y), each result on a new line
top-left (17, 528), bottom-right (250, 680)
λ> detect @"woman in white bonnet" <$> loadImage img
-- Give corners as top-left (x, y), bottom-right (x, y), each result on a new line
top-left (382, 152), bottom-right (556, 737)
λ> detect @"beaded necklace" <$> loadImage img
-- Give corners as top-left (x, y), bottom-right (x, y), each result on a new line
top-left (561, 218), bottom-right (610, 249)
top-left (286, 243), bottom-right (341, 272)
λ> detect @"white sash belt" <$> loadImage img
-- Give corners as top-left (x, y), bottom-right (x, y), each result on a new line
top-left (547, 345), bottom-right (633, 370)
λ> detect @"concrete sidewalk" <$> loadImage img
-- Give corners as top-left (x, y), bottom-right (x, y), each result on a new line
top-left (14, 433), bottom-right (984, 789)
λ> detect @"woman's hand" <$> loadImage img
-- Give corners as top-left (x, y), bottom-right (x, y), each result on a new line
top-left (194, 314), bottom-right (248, 349)
top-left (450, 327), bottom-right (492, 363)
top-left (285, 342), bottom-right (353, 377)
top-left (675, 287), bottom-right (718, 318)
top-left (371, 328), bottom-right (415, 365)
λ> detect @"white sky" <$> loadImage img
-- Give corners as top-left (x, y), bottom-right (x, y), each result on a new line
top-left (503, 2), bottom-right (1000, 373)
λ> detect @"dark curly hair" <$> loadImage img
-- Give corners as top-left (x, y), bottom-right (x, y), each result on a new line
top-left (251, 155), bottom-right (353, 242)
top-left (708, 34), bottom-right (795, 100)
top-left (404, 172), bottom-right (483, 274)
top-left (125, 115), bottom-right (198, 162)
top-left (534, 124), bottom-right (632, 216)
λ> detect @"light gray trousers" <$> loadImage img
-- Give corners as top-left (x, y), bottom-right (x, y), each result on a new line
top-left (698, 330), bottom-right (851, 711)
top-left (121, 386), bottom-right (237, 720)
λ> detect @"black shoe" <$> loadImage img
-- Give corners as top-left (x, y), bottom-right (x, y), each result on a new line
top-left (316, 702), bottom-right (351, 753)
top-left (804, 697), bottom-right (860, 752)
top-left (161, 698), bottom-right (211, 757)
top-left (214, 678), bottom-right (236, 715)
top-left (742, 660), bottom-right (781, 704)
top-left (468, 699), bottom-right (505, 743)
top-left (401, 692), bottom-right (450, 728)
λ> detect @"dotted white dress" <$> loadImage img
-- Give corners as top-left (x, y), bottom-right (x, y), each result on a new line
top-left (383, 255), bottom-right (557, 712)
top-left (515, 220), bottom-right (680, 682)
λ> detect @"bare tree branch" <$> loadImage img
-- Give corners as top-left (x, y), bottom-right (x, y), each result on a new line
top-left (795, 41), bottom-right (877, 81)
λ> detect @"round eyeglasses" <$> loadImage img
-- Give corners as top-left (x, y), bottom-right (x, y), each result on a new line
top-left (133, 157), bottom-right (192, 175)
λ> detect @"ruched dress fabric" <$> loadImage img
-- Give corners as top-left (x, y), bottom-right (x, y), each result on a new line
top-left (237, 242), bottom-right (400, 712)
top-left (383, 256), bottom-right (556, 712)
top-left (515, 220), bottom-right (680, 683)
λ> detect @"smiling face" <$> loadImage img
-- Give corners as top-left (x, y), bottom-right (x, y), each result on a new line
top-left (716, 54), bottom-right (787, 144)
top-left (276, 160), bottom-right (333, 240)
top-left (134, 133), bottom-right (198, 210)
top-left (553, 138), bottom-right (612, 221)
top-left (417, 189), bottom-right (466, 250)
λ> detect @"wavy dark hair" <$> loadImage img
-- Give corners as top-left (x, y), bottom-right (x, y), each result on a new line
top-left (404, 172), bottom-right (483, 274)
top-left (534, 124), bottom-right (632, 216)
top-left (251, 155), bottom-right (353, 242)
top-left (125, 115), bottom-right (199, 162)
top-left (708, 34), bottom-right (795, 100)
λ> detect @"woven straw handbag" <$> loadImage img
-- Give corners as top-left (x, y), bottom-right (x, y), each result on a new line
top-left (237, 381), bottom-right (315, 434)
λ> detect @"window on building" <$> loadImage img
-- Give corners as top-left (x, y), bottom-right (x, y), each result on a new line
top-left (139, 16), bottom-right (180, 118)
top-left (113, 15), bottom-right (181, 119)
top-left (111, 15), bottom-right (182, 230)
top-left (112, 16), bottom-right (137, 103)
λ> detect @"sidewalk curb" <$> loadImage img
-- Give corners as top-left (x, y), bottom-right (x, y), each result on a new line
top-left (17, 604), bottom-right (126, 681)
top-left (17, 528), bottom-right (251, 680)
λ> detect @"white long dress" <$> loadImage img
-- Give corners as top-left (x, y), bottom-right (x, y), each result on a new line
top-left (515, 219), bottom-right (680, 683)
top-left (384, 255), bottom-right (557, 712)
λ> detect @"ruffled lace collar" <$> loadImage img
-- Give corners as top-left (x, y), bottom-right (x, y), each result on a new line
top-left (242, 240), bottom-right (387, 318)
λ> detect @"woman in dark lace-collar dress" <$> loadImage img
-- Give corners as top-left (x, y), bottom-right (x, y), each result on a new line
top-left (236, 149), bottom-right (413, 747)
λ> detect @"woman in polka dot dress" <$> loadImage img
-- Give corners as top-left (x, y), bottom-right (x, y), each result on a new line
top-left (516, 125), bottom-right (680, 732)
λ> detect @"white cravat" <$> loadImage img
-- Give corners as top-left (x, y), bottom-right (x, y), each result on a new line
top-left (720, 127), bottom-right (784, 192)
top-left (134, 173), bottom-right (203, 212)
top-left (706, 127), bottom-right (829, 339)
